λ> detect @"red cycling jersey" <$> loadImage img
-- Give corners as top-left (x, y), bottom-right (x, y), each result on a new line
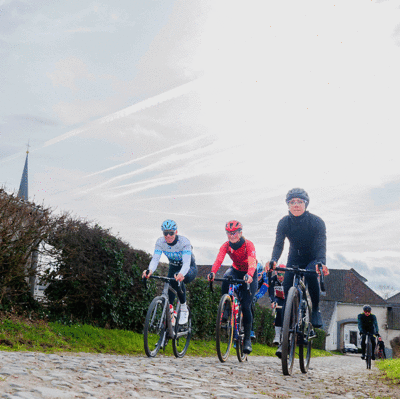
top-left (211, 239), bottom-right (257, 276)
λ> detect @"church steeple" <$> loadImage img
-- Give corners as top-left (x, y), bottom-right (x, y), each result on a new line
top-left (17, 144), bottom-right (29, 200)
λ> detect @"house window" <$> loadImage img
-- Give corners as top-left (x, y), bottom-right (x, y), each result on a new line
top-left (350, 331), bottom-right (358, 346)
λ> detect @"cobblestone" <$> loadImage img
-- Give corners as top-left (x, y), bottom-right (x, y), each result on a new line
top-left (0, 351), bottom-right (398, 398)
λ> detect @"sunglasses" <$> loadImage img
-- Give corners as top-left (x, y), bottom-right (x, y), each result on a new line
top-left (226, 230), bottom-right (241, 236)
top-left (277, 273), bottom-right (284, 277)
top-left (163, 231), bottom-right (175, 236)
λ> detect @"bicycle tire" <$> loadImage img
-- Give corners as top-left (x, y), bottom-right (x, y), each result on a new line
top-left (281, 287), bottom-right (299, 376)
top-left (236, 306), bottom-right (247, 362)
top-left (172, 305), bottom-right (192, 358)
top-left (298, 299), bottom-right (312, 373)
top-left (366, 335), bottom-right (372, 369)
top-left (216, 294), bottom-right (233, 363)
top-left (143, 296), bottom-right (167, 358)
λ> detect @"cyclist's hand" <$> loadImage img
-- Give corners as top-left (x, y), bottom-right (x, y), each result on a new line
top-left (244, 274), bottom-right (253, 284)
top-left (175, 272), bottom-right (184, 282)
top-left (271, 302), bottom-right (276, 309)
top-left (316, 264), bottom-right (329, 276)
top-left (142, 270), bottom-right (152, 279)
top-left (208, 272), bottom-right (215, 282)
top-left (268, 261), bottom-right (276, 271)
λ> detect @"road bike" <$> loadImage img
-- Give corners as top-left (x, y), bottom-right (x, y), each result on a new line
top-left (364, 332), bottom-right (374, 369)
top-left (209, 275), bottom-right (250, 363)
top-left (273, 262), bottom-right (326, 375)
top-left (142, 274), bottom-right (191, 358)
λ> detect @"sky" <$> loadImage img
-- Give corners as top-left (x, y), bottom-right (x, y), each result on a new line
top-left (1, 0), bottom-right (400, 297)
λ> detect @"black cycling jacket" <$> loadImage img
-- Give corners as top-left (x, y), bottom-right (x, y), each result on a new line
top-left (271, 211), bottom-right (326, 269)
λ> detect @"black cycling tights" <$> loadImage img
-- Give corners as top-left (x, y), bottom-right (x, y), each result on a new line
top-left (167, 256), bottom-right (197, 305)
top-left (221, 267), bottom-right (257, 337)
top-left (283, 268), bottom-right (320, 309)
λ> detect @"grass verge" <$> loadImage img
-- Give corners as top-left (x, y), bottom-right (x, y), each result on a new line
top-left (0, 316), bottom-right (331, 357)
top-left (376, 358), bottom-right (400, 385)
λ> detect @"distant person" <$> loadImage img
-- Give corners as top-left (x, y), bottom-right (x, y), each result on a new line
top-left (268, 264), bottom-right (286, 345)
top-left (358, 304), bottom-right (379, 360)
top-left (142, 220), bottom-right (197, 325)
top-left (377, 336), bottom-right (386, 359)
top-left (268, 188), bottom-right (329, 358)
top-left (208, 220), bottom-right (258, 354)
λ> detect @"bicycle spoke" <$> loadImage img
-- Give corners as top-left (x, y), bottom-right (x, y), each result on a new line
top-left (172, 305), bottom-right (192, 358)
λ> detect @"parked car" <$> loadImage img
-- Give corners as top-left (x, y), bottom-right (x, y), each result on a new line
top-left (344, 343), bottom-right (358, 353)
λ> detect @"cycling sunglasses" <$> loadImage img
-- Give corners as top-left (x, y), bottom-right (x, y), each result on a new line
top-left (163, 231), bottom-right (175, 236)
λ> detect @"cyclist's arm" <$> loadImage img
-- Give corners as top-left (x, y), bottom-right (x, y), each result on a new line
top-left (211, 242), bottom-right (229, 274)
top-left (246, 240), bottom-right (257, 280)
top-left (312, 216), bottom-right (327, 266)
top-left (372, 315), bottom-right (379, 335)
top-left (271, 218), bottom-right (287, 263)
top-left (148, 239), bottom-right (163, 274)
top-left (357, 314), bottom-right (365, 334)
top-left (178, 240), bottom-right (192, 277)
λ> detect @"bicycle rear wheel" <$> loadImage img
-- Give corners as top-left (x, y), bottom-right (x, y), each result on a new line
top-left (281, 287), bottom-right (299, 375)
top-left (366, 335), bottom-right (372, 369)
top-left (236, 306), bottom-right (247, 362)
top-left (143, 296), bottom-right (167, 357)
top-left (172, 304), bottom-right (192, 358)
top-left (299, 299), bottom-right (312, 373)
top-left (216, 294), bottom-right (233, 363)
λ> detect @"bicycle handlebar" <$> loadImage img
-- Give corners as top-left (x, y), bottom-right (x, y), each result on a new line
top-left (208, 275), bottom-right (250, 293)
top-left (270, 262), bottom-right (326, 293)
top-left (142, 272), bottom-right (183, 294)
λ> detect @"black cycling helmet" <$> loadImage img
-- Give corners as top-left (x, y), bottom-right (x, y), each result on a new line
top-left (363, 305), bottom-right (372, 312)
top-left (286, 188), bottom-right (309, 207)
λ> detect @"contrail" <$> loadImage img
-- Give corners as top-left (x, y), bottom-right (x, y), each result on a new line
top-left (86, 134), bottom-right (209, 177)
top-left (43, 78), bottom-right (203, 148)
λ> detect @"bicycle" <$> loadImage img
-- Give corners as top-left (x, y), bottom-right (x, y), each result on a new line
top-left (364, 332), bottom-right (374, 369)
top-left (272, 262), bottom-right (326, 375)
top-left (209, 275), bottom-right (250, 363)
top-left (142, 273), bottom-right (191, 358)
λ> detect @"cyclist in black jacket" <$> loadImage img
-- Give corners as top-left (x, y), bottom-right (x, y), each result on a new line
top-left (358, 304), bottom-right (379, 360)
top-left (269, 188), bottom-right (329, 329)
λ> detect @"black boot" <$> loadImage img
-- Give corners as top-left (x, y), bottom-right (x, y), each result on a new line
top-left (243, 337), bottom-right (252, 354)
top-left (243, 324), bottom-right (252, 354)
top-left (275, 344), bottom-right (282, 359)
top-left (311, 308), bottom-right (323, 328)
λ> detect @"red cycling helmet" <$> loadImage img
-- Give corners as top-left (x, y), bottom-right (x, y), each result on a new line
top-left (225, 220), bottom-right (243, 232)
top-left (278, 264), bottom-right (286, 269)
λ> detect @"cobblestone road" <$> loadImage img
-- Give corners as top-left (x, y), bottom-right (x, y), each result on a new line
top-left (0, 351), bottom-right (398, 398)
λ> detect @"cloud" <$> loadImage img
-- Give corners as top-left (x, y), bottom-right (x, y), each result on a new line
top-left (47, 56), bottom-right (95, 91)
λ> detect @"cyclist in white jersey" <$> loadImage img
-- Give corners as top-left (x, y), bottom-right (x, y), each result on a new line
top-left (142, 220), bottom-right (197, 324)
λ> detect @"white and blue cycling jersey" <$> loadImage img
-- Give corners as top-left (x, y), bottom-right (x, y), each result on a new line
top-left (149, 235), bottom-right (192, 276)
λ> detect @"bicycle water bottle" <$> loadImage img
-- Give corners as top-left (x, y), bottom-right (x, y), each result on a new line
top-left (169, 304), bottom-right (177, 327)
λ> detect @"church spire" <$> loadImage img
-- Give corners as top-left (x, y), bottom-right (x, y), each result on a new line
top-left (17, 143), bottom-right (29, 200)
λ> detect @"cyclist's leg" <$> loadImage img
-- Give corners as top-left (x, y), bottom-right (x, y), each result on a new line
top-left (273, 297), bottom-right (284, 344)
top-left (371, 335), bottom-right (376, 360)
top-left (240, 273), bottom-right (257, 353)
top-left (361, 334), bottom-right (366, 359)
top-left (177, 256), bottom-right (197, 324)
top-left (167, 264), bottom-right (181, 305)
top-left (305, 266), bottom-right (322, 328)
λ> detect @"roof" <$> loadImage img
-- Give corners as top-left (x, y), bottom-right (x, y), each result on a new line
top-left (388, 292), bottom-right (400, 303)
top-left (321, 268), bottom-right (386, 305)
top-left (17, 151), bottom-right (29, 200)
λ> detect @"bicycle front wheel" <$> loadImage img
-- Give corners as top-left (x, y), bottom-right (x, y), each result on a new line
top-left (299, 299), bottom-right (312, 373)
top-left (143, 296), bottom-right (167, 358)
top-left (172, 305), bottom-right (192, 358)
top-left (281, 287), bottom-right (299, 376)
top-left (216, 294), bottom-right (233, 363)
top-left (236, 306), bottom-right (247, 362)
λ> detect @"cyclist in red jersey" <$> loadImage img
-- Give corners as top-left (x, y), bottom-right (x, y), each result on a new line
top-left (208, 220), bottom-right (258, 354)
